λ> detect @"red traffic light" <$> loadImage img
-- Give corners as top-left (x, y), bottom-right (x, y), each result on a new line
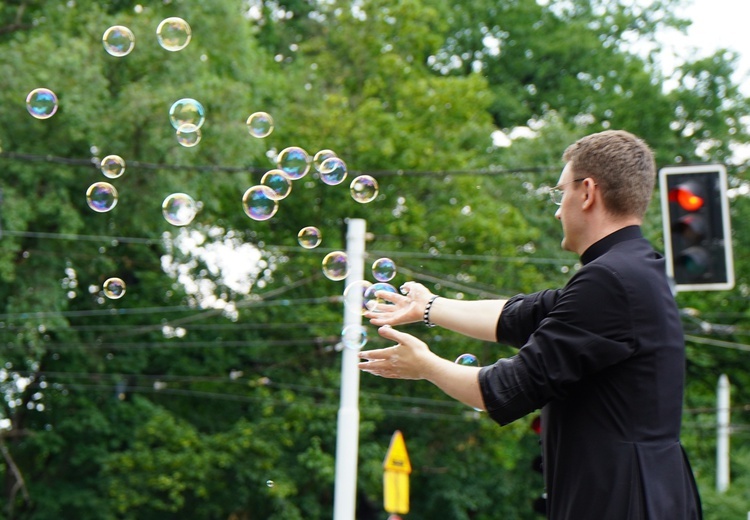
top-left (668, 183), bottom-right (704, 211)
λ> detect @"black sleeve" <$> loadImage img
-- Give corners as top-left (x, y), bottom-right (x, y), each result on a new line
top-left (496, 289), bottom-right (560, 346)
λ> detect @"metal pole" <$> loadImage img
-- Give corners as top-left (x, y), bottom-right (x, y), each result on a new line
top-left (717, 373), bottom-right (730, 493)
top-left (333, 218), bottom-right (366, 520)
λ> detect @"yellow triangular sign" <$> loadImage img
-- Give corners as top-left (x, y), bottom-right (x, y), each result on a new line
top-left (383, 430), bottom-right (411, 473)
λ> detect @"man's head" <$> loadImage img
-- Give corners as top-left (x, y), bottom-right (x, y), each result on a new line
top-left (562, 130), bottom-right (656, 219)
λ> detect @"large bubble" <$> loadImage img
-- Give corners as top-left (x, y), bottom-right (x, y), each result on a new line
top-left (276, 146), bottom-right (310, 180)
top-left (363, 282), bottom-right (398, 312)
top-left (343, 280), bottom-right (373, 315)
top-left (350, 175), bottom-right (379, 203)
top-left (169, 98), bottom-right (206, 130)
top-left (341, 324), bottom-right (368, 350)
top-left (26, 88), bottom-right (58, 119)
top-left (156, 17), bottom-right (192, 52)
top-left (371, 257), bottom-right (397, 282)
top-left (319, 157), bottom-right (348, 186)
top-left (246, 112), bottom-right (274, 138)
top-left (176, 123), bottom-right (202, 147)
top-left (162, 193), bottom-right (198, 226)
top-left (322, 251), bottom-right (349, 281)
top-left (102, 25), bottom-right (135, 57)
top-left (86, 182), bottom-right (118, 213)
top-left (313, 149), bottom-right (337, 172)
top-left (242, 185), bottom-right (279, 221)
top-left (260, 169), bottom-right (292, 200)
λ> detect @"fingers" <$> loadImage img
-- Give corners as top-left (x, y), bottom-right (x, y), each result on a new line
top-left (377, 324), bottom-right (412, 343)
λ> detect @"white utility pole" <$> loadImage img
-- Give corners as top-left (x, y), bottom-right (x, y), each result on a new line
top-left (333, 218), bottom-right (366, 520)
top-left (717, 373), bottom-right (730, 493)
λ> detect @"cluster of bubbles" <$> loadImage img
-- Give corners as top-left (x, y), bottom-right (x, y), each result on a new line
top-left (28, 14), bottom-right (386, 312)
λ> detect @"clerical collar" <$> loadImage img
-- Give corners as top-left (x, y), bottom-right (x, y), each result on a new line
top-left (580, 225), bottom-right (643, 265)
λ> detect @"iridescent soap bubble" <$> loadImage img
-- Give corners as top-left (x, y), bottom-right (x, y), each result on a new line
top-left (260, 169), bottom-right (292, 200)
top-left (319, 157), bottom-right (348, 186)
top-left (169, 98), bottom-right (206, 129)
top-left (176, 123), bottom-right (202, 147)
top-left (276, 146), bottom-right (310, 180)
top-left (372, 257), bottom-right (397, 282)
top-left (242, 185), bottom-right (279, 221)
top-left (322, 251), bottom-right (349, 281)
top-left (246, 112), bottom-right (274, 138)
top-left (100, 155), bottom-right (126, 179)
top-left (363, 282), bottom-right (398, 312)
top-left (297, 226), bottom-right (322, 249)
top-left (341, 324), bottom-right (368, 350)
top-left (86, 182), bottom-right (118, 213)
top-left (162, 193), bottom-right (198, 226)
top-left (455, 353), bottom-right (480, 367)
top-left (103, 277), bottom-right (127, 299)
top-left (102, 25), bottom-right (135, 57)
top-left (350, 175), bottom-right (379, 203)
top-left (313, 149), bottom-right (337, 172)
top-left (156, 17), bottom-right (192, 52)
top-left (26, 88), bottom-right (58, 119)
top-left (343, 280), bottom-right (372, 314)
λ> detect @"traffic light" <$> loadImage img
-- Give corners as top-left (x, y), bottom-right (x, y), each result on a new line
top-left (659, 165), bottom-right (734, 292)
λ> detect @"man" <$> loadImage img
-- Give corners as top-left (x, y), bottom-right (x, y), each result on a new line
top-left (358, 130), bottom-right (702, 519)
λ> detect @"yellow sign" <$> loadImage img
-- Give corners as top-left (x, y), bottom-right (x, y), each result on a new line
top-left (383, 430), bottom-right (411, 514)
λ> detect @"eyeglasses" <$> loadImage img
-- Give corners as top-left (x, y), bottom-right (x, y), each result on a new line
top-left (550, 178), bottom-right (586, 205)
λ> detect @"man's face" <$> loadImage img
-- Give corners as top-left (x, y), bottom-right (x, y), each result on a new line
top-left (554, 163), bottom-right (584, 253)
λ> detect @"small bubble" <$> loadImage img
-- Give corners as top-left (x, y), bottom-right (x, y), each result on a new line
top-left (103, 277), bottom-right (126, 299)
top-left (454, 353), bottom-right (479, 367)
top-left (246, 111), bottom-right (274, 138)
top-left (322, 251), bottom-right (349, 281)
top-left (102, 25), bottom-right (135, 57)
top-left (297, 226), bottom-right (322, 249)
top-left (341, 324), bottom-right (368, 350)
top-left (176, 123), bottom-right (201, 147)
top-left (156, 17), bottom-right (191, 52)
top-left (162, 193), bottom-right (198, 226)
top-left (313, 149), bottom-right (337, 172)
top-left (371, 257), bottom-right (396, 282)
top-left (86, 182), bottom-right (118, 213)
top-left (350, 175), bottom-right (379, 203)
top-left (100, 155), bottom-right (126, 179)
top-left (26, 88), bottom-right (58, 119)
top-left (343, 280), bottom-right (372, 314)
top-left (242, 185), bottom-right (279, 221)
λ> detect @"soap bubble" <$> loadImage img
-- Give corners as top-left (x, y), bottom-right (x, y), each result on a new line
top-left (260, 169), bottom-right (292, 200)
top-left (26, 88), bottom-right (58, 119)
top-left (242, 185), bottom-right (279, 221)
top-left (455, 353), bottom-right (480, 366)
top-left (371, 257), bottom-right (396, 282)
top-left (313, 149), bottom-right (337, 172)
top-left (169, 98), bottom-right (206, 129)
top-left (319, 157), bottom-right (348, 186)
top-left (297, 226), bottom-right (322, 249)
top-left (103, 277), bottom-right (127, 299)
top-left (343, 280), bottom-right (373, 314)
top-left (176, 123), bottom-right (201, 147)
top-left (102, 25), bottom-right (135, 57)
top-left (341, 324), bottom-right (368, 350)
top-left (156, 17), bottom-right (191, 52)
top-left (350, 175), bottom-right (379, 203)
top-left (276, 146), bottom-right (310, 180)
top-left (246, 112), bottom-right (274, 138)
top-left (363, 282), bottom-right (398, 312)
top-left (86, 182), bottom-right (118, 213)
top-left (322, 251), bottom-right (349, 281)
top-left (100, 155), bottom-right (126, 179)
top-left (162, 193), bottom-right (198, 226)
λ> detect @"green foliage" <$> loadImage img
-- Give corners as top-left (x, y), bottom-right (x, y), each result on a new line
top-left (0, 0), bottom-right (749, 519)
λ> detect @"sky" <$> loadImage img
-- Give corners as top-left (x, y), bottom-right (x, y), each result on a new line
top-left (660, 0), bottom-right (750, 95)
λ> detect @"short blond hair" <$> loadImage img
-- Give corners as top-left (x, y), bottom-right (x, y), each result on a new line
top-left (562, 130), bottom-right (656, 218)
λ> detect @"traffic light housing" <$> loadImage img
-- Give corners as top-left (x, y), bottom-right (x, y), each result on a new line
top-left (659, 165), bottom-right (734, 292)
